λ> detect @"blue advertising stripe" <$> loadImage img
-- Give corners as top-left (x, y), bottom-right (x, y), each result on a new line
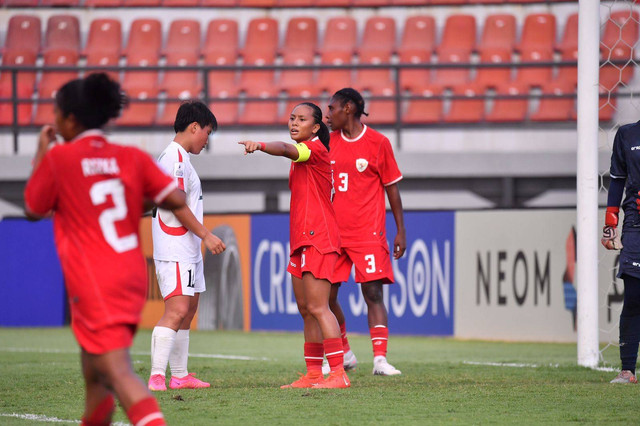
top-left (249, 211), bottom-right (455, 336)
top-left (0, 218), bottom-right (65, 326)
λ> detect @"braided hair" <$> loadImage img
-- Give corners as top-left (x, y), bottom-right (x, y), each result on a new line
top-left (296, 102), bottom-right (330, 151)
top-left (331, 88), bottom-right (368, 119)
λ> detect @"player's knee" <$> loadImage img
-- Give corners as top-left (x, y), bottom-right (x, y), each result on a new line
top-left (305, 301), bottom-right (329, 318)
top-left (362, 285), bottom-right (384, 305)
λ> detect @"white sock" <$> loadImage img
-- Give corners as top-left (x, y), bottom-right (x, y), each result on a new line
top-left (150, 326), bottom-right (177, 377)
top-left (169, 329), bottom-right (190, 378)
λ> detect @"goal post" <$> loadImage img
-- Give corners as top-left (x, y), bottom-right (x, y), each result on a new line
top-left (576, 0), bottom-right (600, 368)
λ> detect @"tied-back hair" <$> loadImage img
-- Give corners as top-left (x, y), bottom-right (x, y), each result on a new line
top-left (297, 102), bottom-right (330, 151)
top-left (332, 88), bottom-right (368, 119)
top-left (55, 73), bottom-right (128, 129)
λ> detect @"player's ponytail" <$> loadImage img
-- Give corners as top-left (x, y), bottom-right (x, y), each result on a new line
top-left (332, 88), bottom-right (368, 119)
top-left (56, 73), bottom-right (128, 130)
top-left (298, 102), bottom-right (330, 151)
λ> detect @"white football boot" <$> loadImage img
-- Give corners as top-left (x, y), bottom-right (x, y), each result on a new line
top-left (321, 349), bottom-right (358, 375)
top-left (372, 356), bottom-right (402, 376)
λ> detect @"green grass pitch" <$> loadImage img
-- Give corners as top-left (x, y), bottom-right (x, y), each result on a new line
top-left (0, 328), bottom-right (638, 425)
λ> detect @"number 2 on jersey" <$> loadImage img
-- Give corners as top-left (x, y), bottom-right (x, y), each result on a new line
top-left (90, 178), bottom-right (138, 253)
top-left (338, 172), bottom-right (348, 192)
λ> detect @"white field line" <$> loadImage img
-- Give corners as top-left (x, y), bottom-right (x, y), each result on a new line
top-left (0, 413), bottom-right (128, 425)
top-left (0, 347), bottom-right (271, 361)
top-left (463, 361), bottom-right (617, 372)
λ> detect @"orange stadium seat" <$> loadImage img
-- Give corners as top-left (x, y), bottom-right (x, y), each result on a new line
top-left (164, 20), bottom-right (201, 56)
top-left (356, 17), bottom-right (396, 90)
top-left (314, 0), bottom-right (351, 6)
top-left (161, 20), bottom-right (202, 95)
top-left (474, 14), bottom-right (516, 89)
top-left (4, 16), bottom-right (41, 56)
top-left (0, 82), bottom-right (32, 126)
top-left (33, 50), bottom-right (79, 126)
top-left (117, 88), bottom-right (159, 126)
top-left (0, 50), bottom-right (38, 93)
top-left (555, 13), bottom-right (578, 87)
top-left (238, 0), bottom-right (276, 5)
top-left (203, 19), bottom-right (239, 93)
top-left (317, 17), bottom-right (357, 92)
top-left (444, 84), bottom-right (485, 123)
top-left (84, 0), bottom-right (123, 5)
top-left (404, 85), bottom-right (443, 124)
top-left (4, 0), bottom-right (39, 5)
top-left (238, 18), bottom-right (278, 92)
top-left (600, 10), bottom-right (639, 91)
top-left (123, 0), bottom-right (161, 5)
top-left (530, 81), bottom-right (574, 121)
top-left (365, 87), bottom-right (397, 125)
top-left (163, 0), bottom-right (199, 5)
top-left (157, 86), bottom-right (200, 126)
top-left (84, 19), bottom-right (122, 80)
top-left (597, 86), bottom-right (617, 122)
top-left (280, 87), bottom-right (321, 123)
top-left (238, 88), bottom-right (279, 125)
top-left (485, 82), bottom-right (528, 122)
top-left (353, 0), bottom-right (391, 5)
top-left (398, 15), bottom-right (436, 91)
top-left (201, 0), bottom-right (236, 6)
top-left (433, 14), bottom-right (476, 88)
top-left (208, 88), bottom-right (239, 125)
top-left (44, 15), bottom-right (80, 54)
top-left (278, 0), bottom-right (314, 5)
top-left (41, 0), bottom-right (80, 6)
top-left (514, 13), bottom-right (556, 88)
top-left (279, 17), bottom-right (318, 92)
top-left (122, 19), bottom-right (162, 94)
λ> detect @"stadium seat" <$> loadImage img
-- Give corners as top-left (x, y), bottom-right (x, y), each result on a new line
top-left (352, 0), bottom-right (391, 5)
top-left (157, 87), bottom-right (201, 126)
top-left (4, 0), bottom-right (39, 5)
top-left (238, 0), bottom-right (276, 5)
top-left (33, 49), bottom-right (79, 126)
top-left (238, 18), bottom-right (278, 92)
top-left (356, 17), bottom-right (396, 90)
top-left (238, 88), bottom-right (279, 125)
top-left (398, 15), bottom-right (436, 91)
top-left (84, 0), bottom-right (122, 5)
top-left (485, 82), bottom-right (529, 122)
top-left (44, 15), bottom-right (80, 54)
top-left (84, 19), bottom-right (121, 81)
top-left (598, 87), bottom-right (617, 122)
top-left (433, 15), bottom-right (476, 88)
top-left (117, 88), bottom-right (159, 126)
top-left (365, 87), bottom-right (397, 125)
top-left (203, 19), bottom-right (239, 94)
top-left (278, 17), bottom-right (318, 91)
top-left (0, 50), bottom-right (38, 93)
top-left (201, 0), bottom-right (236, 6)
top-left (123, 0), bottom-right (161, 5)
top-left (163, 0), bottom-right (199, 5)
top-left (555, 13), bottom-right (578, 87)
top-left (122, 19), bottom-right (162, 94)
top-left (0, 82), bottom-right (33, 126)
top-left (514, 13), bottom-right (556, 88)
top-left (161, 20), bottom-right (201, 95)
top-left (280, 87), bottom-right (321, 123)
top-left (444, 84), bottom-right (485, 123)
top-left (208, 88), bottom-right (239, 125)
top-left (4, 16), bottom-right (41, 56)
top-left (317, 17), bottom-right (357, 92)
top-left (41, 0), bottom-right (80, 6)
top-left (530, 81), bottom-right (574, 121)
top-left (313, 0), bottom-right (351, 6)
top-left (600, 10), bottom-right (639, 90)
top-left (404, 86), bottom-right (443, 124)
top-left (474, 14), bottom-right (516, 89)
top-left (278, 0), bottom-right (314, 5)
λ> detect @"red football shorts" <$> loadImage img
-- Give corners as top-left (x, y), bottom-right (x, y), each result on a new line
top-left (333, 244), bottom-right (394, 284)
top-left (73, 319), bottom-right (137, 355)
top-left (288, 246), bottom-right (339, 282)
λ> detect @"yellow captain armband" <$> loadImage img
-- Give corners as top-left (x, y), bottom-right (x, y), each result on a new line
top-left (293, 143), bottom-right (311, 162)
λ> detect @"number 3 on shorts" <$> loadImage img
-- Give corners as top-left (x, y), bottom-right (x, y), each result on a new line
top-left (365, 254), bottom-right (376, 273)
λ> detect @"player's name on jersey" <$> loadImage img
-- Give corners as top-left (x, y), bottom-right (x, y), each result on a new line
top-left (81, 158), bottom-right (120, 177)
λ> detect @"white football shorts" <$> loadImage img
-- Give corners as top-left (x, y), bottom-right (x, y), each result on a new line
top-left (154, 259), bottom-right (205, 300)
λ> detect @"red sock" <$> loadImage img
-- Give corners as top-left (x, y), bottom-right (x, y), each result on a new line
top-left (323, 337), bottom-right (344, 372)
top-left (304, 342), bottom-right (324, 375)
top-left (370, 325), bottom-right (388, 358)
top-left (340, 322), bottom-right (351, 352)
top-left (126, 397), bottom-right (166, 426)
top-left (81, 394), bottom-right (115, 426)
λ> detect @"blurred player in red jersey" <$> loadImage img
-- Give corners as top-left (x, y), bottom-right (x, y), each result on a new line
top-left (239, 102), bottom-right (350, 389)
top-left (24, 74), bottom-right (213, 425)
top-left (148, 101), bottom-right (225, 392)
top-left (324, 88), bottom-right (406, 376)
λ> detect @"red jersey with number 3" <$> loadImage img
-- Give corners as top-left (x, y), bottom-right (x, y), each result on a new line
top-left (329, 125), bottom-right (402, 247)
top-left (288, 138), bottom-right (341, 256)
top-left (24, 130), bottom-right (176, 330)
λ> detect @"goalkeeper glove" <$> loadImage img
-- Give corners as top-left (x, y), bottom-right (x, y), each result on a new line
top-left (602, 206), bottom-right (622, 250)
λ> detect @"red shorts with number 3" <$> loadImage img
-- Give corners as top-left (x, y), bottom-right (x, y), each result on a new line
top-left (288, 246), bottom-right (339, 282)
top-left (333, 244), bottom-right (394, 284)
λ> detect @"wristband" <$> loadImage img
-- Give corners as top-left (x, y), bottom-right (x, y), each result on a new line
top-left (258, 142), bottom-right (266, 151)
top-left (605, 206), bottom-right (619, 227)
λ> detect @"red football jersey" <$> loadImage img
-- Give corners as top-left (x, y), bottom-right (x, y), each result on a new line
top-left (288, 138), bottom-right (341, 256)
top-left (329, 125), bottom-right (403, 247)
top-left (24, 130), bottom-right (176, 330)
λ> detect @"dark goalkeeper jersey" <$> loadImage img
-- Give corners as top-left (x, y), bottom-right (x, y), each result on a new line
top-left (610, 120), bottom-right (640, 231)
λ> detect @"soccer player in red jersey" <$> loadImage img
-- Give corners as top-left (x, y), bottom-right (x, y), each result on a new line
top-left (23, 74), bottom-right (211, 425)
top-left (239, 102), bottom-right (350, 389)
top-left (325, 88), bottom-right (406, 376)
